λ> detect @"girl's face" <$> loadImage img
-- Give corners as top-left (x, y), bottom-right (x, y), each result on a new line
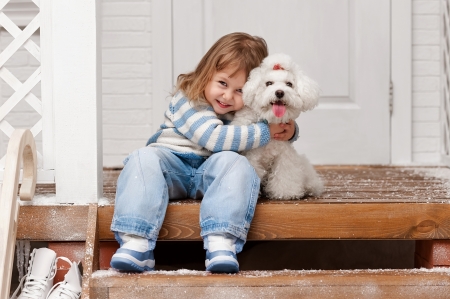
top-left (203, 66), bottom-right (246, 115)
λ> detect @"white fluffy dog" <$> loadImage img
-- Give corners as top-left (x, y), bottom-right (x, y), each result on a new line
top-left (232, 53), bottom-right (323, 199)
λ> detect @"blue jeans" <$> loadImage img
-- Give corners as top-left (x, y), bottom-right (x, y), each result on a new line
top-left (110, 146), bottom-right (260, 253)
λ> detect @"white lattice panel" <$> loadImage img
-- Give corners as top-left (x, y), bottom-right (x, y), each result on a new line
top-left (443, 0), bottom-right (450, 166)
top-left (0, 0), bottom-right (43, 169)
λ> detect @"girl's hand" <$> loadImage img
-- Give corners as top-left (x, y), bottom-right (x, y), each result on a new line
top-left (269, 120), bottom-right (296, 141)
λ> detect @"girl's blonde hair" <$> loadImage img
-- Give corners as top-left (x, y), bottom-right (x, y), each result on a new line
top-left (176, 32), bottom-right (268, 103)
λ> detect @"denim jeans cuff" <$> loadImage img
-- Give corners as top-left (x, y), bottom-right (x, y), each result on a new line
top-left (111, 217), bottom-right (160, 241)
top-left (200, 223), bottom-right (249, 252)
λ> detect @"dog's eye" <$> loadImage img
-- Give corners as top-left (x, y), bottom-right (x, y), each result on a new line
top-left (266, 81), bottom-right (273, 86)
top-left (286, 82), bottom-right (293, 88)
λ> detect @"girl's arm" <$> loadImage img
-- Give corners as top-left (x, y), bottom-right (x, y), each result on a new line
top-left (169, 95), bottom-right (270, 152)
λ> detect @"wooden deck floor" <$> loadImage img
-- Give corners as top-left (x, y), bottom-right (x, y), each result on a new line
top-left (33, 165), bottom-right (450, 203)
top-left (27, 165), bottom-right (450, 243)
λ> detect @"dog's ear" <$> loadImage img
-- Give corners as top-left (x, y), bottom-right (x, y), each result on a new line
top-left (295, 68), bottom-right (321, 111)
top-left (243, 66), bottom-right (263, 105)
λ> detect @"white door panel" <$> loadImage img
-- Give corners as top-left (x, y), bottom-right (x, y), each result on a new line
top-left (169, 0), bottom-right (390, 164)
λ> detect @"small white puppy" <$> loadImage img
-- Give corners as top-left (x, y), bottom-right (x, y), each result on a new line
top-left (232, 53), bottom-right (323, 199)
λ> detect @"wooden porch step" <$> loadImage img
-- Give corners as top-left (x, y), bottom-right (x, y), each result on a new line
top-left (17, 200), bottom-right (450, 242)
top-left (15, 165), bottom-right (450, 298)
top-left (89, 269), bottom-right (450, 298)
top-left (22, 166), bottom-right (450, 243)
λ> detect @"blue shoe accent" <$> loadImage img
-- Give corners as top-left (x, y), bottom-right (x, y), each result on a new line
top-left (206, 250), bottom-right (236, 260)
top-left (205, 250), bottom-right (239, 273)
top-left (110, 248), bottom-right (155, 272)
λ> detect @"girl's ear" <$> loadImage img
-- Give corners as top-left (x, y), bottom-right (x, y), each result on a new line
top-left (243, 67), bottom-right (263, 106)
top-left (295, 69), bottom-right (321, 111)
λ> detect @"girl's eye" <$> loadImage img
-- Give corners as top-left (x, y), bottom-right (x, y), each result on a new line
top-left (286, 82), bottom-right (293, 88)
top-left (266, 81), bottom-right (273, 86)
top-left (236, 89), bottom-right (243, 93)
top-left (219, 81), bottom-right (227, 87)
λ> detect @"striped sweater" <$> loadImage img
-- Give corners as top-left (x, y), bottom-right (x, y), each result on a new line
top-left (147, 92), bottom-right (271, 157)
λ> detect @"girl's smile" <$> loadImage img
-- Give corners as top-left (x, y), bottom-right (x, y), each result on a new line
top-left (216, 100), bottom-right (231, 108)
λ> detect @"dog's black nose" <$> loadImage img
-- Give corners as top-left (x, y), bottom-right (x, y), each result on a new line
top-left (275, 90), bottom-right (284, 99)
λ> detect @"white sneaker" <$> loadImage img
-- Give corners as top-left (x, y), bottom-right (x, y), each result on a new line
top-left (46, 258), bottom-right (82, 299)
top-left (110, 233), bottom-right (155, 272)
top-left (205, 233), bottom-right (239, 273)
top-left (10, 248), bottom-right (57, 299)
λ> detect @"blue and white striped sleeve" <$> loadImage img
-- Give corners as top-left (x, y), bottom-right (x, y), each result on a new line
top-left (169, 95), bottom-right (270, 152)
top-left (289, 121), bottom-right (300, 143)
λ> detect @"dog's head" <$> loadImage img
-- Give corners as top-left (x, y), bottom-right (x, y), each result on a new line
top-left (243, 53), bottom-right (320, 123)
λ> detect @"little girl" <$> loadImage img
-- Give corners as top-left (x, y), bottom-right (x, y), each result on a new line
top-left (110, 32), bottom-right (296, 273)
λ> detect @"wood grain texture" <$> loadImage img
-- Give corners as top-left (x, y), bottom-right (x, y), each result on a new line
top-left (17, 205), bottom-right (89, 241)
top-left (101, 166), bottom-right (450, 203)
top-left (105, 286), bottom-right (448, 299)
top-left (90, 269), bottom-right (450, 299)
top-left (17, 166), bottom-right (450, 242)
top-left (34, 166), bottom-right (450, 203)
top-left (82, 204), bottom-right (99, 299)
top-left (98, 202), bottom-right (450, 241)
top-left (18, 166), bottom-right (450, 297)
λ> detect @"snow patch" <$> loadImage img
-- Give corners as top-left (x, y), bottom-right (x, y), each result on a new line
top-left (92, 268), bottom-right (209, 278)
top-left (18, 195), bottom-right (114, 206)
top-left (413, 167), bottom-right (450, 195)
top-left (98, 197), bottom-right (114, 206)
top-left (413, 167), bottom-right (450, 182)
top-left (91, 267), bottom-right (450, 279)
top-left (19, 194), bottom-right (59, 205)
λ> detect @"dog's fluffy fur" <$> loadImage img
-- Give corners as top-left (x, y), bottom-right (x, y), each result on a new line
top-left (231, 53), bottom-right (323, 199)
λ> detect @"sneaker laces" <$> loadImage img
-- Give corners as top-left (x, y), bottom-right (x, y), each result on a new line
top-left (9, 250), bottom-right (57, 299)
top-left (45, 257), bottom-right (81, 299)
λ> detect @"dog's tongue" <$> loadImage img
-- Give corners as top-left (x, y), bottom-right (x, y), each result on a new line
top-left (272, 101), bottom-right (286, 118)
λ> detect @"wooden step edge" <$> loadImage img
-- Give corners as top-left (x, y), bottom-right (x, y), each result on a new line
top-left (81, 204), bottom-right (99, 299)
top-left (89, 269), bottom-right (450, 299)
top-left (90, 268), bottom-right (450, 287)
top-left (17, 205), bottom-right (90, 241)
top-left (98, 203), bottom-right (450, 241)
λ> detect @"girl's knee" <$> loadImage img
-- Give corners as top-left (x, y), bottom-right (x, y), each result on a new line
top-left (210, 151), bottom-right (244, 165)
top-left (127, 147), bottom-right (163, 166)
top-left (208, 151), bottom-right (255, 175)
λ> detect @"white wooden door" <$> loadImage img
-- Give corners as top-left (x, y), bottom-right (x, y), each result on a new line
top-left (155, 0), bottom-right (391, 164)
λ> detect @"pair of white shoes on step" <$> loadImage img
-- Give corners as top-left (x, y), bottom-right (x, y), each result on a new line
top-left (111, 232), bottom-right (240, 274)
top-left (10, 248), bottom-right (82, 299)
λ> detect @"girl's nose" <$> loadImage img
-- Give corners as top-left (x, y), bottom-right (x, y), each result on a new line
top-left (223, 90), bottom-right (232, 101)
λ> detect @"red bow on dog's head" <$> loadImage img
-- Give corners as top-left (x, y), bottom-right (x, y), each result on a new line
top-left (273, 64), bottom-right (284, 70)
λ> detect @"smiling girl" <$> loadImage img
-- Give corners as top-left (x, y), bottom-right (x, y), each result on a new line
top-left (110, 32), bottom-right (296, 274)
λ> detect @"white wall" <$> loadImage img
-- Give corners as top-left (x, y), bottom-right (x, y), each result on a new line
top-left (101, 0), bottom-right (152, 167)
top-left (412, 0), bottom-right (442, 163)
top-left (0, 0), bottom-right (445, 167)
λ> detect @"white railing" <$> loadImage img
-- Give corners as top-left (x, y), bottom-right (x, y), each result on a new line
top-left (0, 0), bottom-right (103, 203)
top-left (0, 129), bottom-right (36, 299)
top-left (442, 0), bottom-right (450, 166)
top-left (0, 0), bottom-right (54, 182)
